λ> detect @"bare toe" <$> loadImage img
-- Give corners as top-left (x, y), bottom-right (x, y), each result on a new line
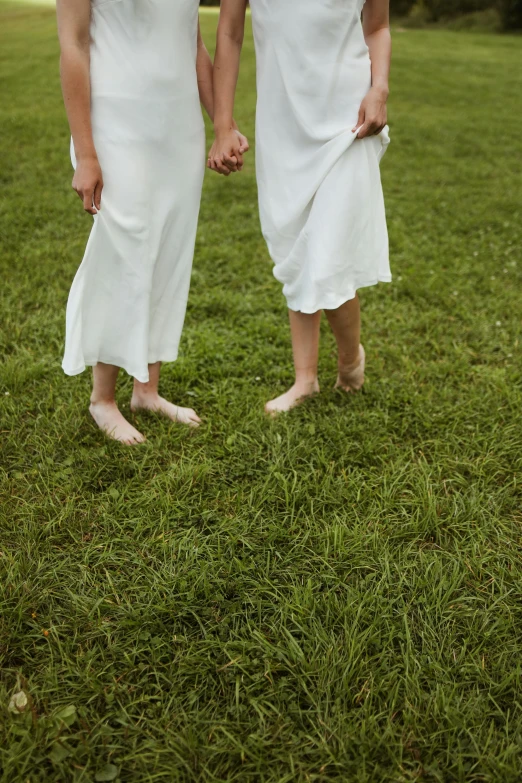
top-left (177, 406), bottom-right (201, 427)
top-left (130, 394), bottom-right (201, 427)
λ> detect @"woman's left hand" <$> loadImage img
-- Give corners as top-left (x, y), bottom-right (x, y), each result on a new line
top-left (353, 85), bottom-right (388, 139)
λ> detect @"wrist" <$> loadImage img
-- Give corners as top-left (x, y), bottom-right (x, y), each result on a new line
top-left (371, 83), bottom-right (389, 100)
top-left (214, 120), bottom-right (234, 136)
top-left (75, 149), bottom-right (99, 164)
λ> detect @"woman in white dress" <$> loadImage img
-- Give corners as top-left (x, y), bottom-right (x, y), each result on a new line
top-left (209, 0), bottom-right (391, 414)
top-left (57, 0), bottom-right (247, 443)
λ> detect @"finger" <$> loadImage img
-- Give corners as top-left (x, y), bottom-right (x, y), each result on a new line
top-left (216, 153), bottom-right (236, 174)
top-left (228, 152), bottom-right (243, 170)
top-left (356, 122), bottom-right (369, 139)
top-left (223, 154), bottom-right (238, 172)
top-left (94, 180), bottom-right (103, 211)
top-left (83, 188), bottom-right (97, 215)
top-left (224, 159), bottom-right (239, 173)
top-left (188, 409), bottom-right (202, 426)
top-left (216, 160), bottom-right (230, 176)
top-left (235, 131), bottom-right (249, 154)
top-left (352, 108), bottom-right (365, 133)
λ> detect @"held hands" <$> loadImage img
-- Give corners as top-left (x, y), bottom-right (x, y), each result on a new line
top-left (208, 127), bottom-right (249, 176)
top-left (353, 85), bottom-right (388, 139)
top-left (72, 156), bottom-right (103, 215)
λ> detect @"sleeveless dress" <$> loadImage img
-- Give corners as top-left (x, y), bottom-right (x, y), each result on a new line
top-left (250, 0), bottom-right (391, 313)
top-left (62, 0), bottom-right (205, 383)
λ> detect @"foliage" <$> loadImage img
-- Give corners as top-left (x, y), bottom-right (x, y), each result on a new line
top-left (497, 0), bottom-right (522, 28)
top-left (414, 0), bottom-right (493, 20)
top-left (391, 0), bottom-right (417, 14)
top-left (392, 0), bottom-right (522, 28)
top-left (1, 3), bottom-right (522, 782)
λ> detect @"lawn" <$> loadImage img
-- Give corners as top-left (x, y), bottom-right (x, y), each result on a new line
top-left (1, 3), bottom-right (522, 781)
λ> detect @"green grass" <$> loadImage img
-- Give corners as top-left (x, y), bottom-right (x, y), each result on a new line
top-left (1, 3), bottom-right (522, 781)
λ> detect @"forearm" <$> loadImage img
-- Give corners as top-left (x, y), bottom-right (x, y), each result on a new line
top-left (196, 22), bottom-right (214, 121)
top-left (60, 44), bottom-right (97, 160)
top-left (365, 27), bottom-right (391, 95)
top-left (213, 33), bottom-right (242, 134)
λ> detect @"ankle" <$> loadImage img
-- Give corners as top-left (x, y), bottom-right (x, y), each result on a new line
top-left (294, 375), bottom-right (319, 391)
top-left (132, 381), bottom-right (158, 396)
top-left (131, 388), bottom-right (158, 403)
top-left (338, 348), bottom-right (360, 368)
top-left (90, 396), bottom-right (116, 408)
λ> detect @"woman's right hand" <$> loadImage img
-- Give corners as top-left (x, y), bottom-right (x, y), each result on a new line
top-left (72, 155), bottom-right (103, 214)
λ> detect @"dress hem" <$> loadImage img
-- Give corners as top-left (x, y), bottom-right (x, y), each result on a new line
top-left (62, 353), bottom-right (180, 384)
top-left (284, 275), bottom-right (392, 314)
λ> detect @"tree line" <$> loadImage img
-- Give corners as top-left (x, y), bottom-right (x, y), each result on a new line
top-left (199, 0), bottom-right (522, 30)
top-left (392, 0), bottom-right (521, 27)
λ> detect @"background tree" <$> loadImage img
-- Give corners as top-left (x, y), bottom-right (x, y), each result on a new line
top-left (391, 0), bottom-right (417, 13)
top-left (497, 0), bottom-right (522, 27)
top-left (406, 0), bottom-right (493, 20)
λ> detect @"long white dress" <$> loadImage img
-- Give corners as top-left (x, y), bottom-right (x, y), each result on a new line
top-left (62, 0), bottom-right (205, 383)
top-left (250, 0), bottom-right (391, 314)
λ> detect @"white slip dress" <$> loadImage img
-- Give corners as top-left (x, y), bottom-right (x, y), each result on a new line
top-left (62, 0), bottom-right (205, 383)
top-left (250, 0), bottom-right (391, 313)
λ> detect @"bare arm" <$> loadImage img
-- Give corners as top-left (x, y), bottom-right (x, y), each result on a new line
top-left (355, 0), bottom-right (391, 139)
top-left (197, 22), bottom-right (214, 121)
top-left (56, 0), bottom-right (102, 213)
top-left (208, 0), bottom-right (248, 176)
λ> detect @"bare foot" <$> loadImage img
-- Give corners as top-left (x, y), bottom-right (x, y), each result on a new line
top-left (130, 393), bottom-right (201, 427)
top-left (89, 401), bottom-right (146, 445)
top-left (265, 379), bottom-right (320, 417)
top-left (336, 344), bottom-right (365, 392)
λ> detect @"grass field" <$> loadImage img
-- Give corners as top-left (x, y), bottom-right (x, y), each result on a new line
top-left (1, 3), bottom-right (522, 781)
